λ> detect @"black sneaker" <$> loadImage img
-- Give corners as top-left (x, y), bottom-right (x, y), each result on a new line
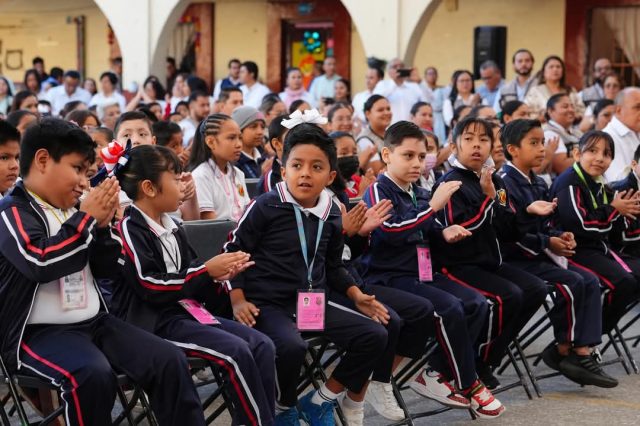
top-left (541, 344), bottom-right (564, 371)
top-left (476, 362), bottom-right (501, 390)
top-left (558, 352), bottom-right (619, 388)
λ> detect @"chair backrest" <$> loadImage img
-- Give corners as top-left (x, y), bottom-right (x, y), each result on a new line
top-left (182, 220), bottom-right (237, 260)
top-left (245, 178), bottom-right (260, 199)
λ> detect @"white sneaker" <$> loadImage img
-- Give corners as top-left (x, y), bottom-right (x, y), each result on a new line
top-left (409, 369), bottom-right (470, 409)
top-left (364, 381), bottom-right (405, 421)
top-left (467, 380), bottom-right (505, 419)
top-left (337, 394), bottom-right (364, 426)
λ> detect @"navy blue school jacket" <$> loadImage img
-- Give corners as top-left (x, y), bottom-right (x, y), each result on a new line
top-left (224, 182), bottom-right (355, 312)
top-left (608, 172), bottom-right (640, 254)
top-left (500, 163), bottom-right (563, 260)
top-left (113, 207), bottom-right (219, 333)
top-left (549, 163), bottom-right (624, 254)
top-left (257, 159), bottom-right (282, 196)
top-left (0, 181), bottom-right (118, 372)
top-left (359, 173), bottom-right (439, 280)
top-left (431, 165), bottom-right (525, 269)
top-left (236, 149), bottom-right (266, 179)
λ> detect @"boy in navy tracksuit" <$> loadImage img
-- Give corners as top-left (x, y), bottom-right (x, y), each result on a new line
top-left (0, 118), bottom-right (204, 426)
top-left (610, 145), bottom-right (640, 257)
top-left (360, 121), bottom-right (505, 418)
top-left (500, 119), bottom-right (617, 387)
top-left (550, 130), bottom-right (640, 335)
top-left (257, 115), bottom-right (287, 195)
top-left (224, 123), bottom-right (390, 426)
top-left (431, 116), bottom-right (549, 387)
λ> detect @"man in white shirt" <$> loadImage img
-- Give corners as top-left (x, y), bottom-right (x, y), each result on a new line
top-left (604, 88), bottom-right (640, 182)
top-left (180, 91), bottom-right (211, 147)
top-left (213, 59), bottom-right (242, 101)
top-left (46, 70), bottom-right (92, 116)
top-left (239, 61), bottom-right (271, 109)
top-left (373, 58), bottom-right (425, 123)
top-left (352, 67), bottom-right (383, 122)
top-left (309, 56), bottom-right (341, 101)
top-left (476, 60), bottom-right (505, 108)
top-left (493, 49), bottom-right (536, 113)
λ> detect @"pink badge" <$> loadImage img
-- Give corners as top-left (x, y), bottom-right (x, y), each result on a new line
top-left (179, 299), bottom-right (220, 325)
top-left (610, 250), bottom-right (632, 273)
top-left (296, 290), bottom-right (325, 331)
top-left (417, 245), bottom-right (433, 282)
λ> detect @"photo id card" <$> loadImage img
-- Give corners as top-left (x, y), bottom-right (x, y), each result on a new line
top-left (417, 245), bottom-right (433, 282)
top-left (60, 270), bottom-right (87, 311)
top-left (296, 290), bottom-right (325, 331)
top-left (179, 299), bottom-right (221, 325)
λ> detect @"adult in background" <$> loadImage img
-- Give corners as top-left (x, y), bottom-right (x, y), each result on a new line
top-left (374, 58), bottom-right (425, 123)
top-left (180, 91), bottom-right (211, 147)
top-left (213, 58), bottom-right (242, 101)
top-left (525, 55), bottom-right (584, 120)
top-left (32, 56), bottom-right (48, 82)
top-left (604, 87), bottom-right (640, 182)
top-left (0, 76), bottom-right (13, 116)
top-left (352, 67), bottom-right (383, 123)
top-left (309, 56), bottom-right (341, 101)
top-left (580, 58), bottom-right (613, 109)
top-left (494, 49), bottom-right (536, 113)
top-left (23, 69), bottom-right (42, 98)
top-left (96, 99), bottom-right (121, 131)
top-left (279, 67), bottom-right (315, 108)
top-left (45, 70), bottom-right (91, 117)
top-left (239, 61), bottom-right (271, 109)
top-left (442, 70), bottom-right (480, 127)
top-left (419, 66), bottom-right (441, 104)
top-left (476, 60), bottom-right (505, 107)
top-left (90, 72), bottom-right (126, 111)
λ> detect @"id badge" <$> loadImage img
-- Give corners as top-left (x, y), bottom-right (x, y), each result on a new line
top-left (417, 245), bottom-right (433, 282)
top-left (296, 289), bottom-right (325, 331)
top-left (179, 299), bottom-right (221, 325)
top-left (610, 250), bottom-right (632, 273)
top-left (60, 270), bottom-right (87, 311)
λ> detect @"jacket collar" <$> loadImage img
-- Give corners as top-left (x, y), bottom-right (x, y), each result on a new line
top-left (275, 181), bottom-right (333, 221)
top-left (503, 162), bottom-right (533, 184)
top-left (130, 204), bottom-right (178, 238)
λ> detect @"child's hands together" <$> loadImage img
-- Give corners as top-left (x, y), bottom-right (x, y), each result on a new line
top-left (205, 251), bottom-right (254, 280)
top-left (80, 177), bottom-right (120, 227)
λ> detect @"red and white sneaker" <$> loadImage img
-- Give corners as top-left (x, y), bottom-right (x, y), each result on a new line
top-left (464, 380), bottom-right (505, 419)
top-left (409, 369), bottom-right (470, 408)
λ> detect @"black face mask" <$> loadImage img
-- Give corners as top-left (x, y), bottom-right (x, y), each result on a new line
top-left (337, 155), bottom-right (359, 179)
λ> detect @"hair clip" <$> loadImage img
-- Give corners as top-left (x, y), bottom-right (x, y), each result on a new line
top-left (281, 109), bottom-right (328, 129)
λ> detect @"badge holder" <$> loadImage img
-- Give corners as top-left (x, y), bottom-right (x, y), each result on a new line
top-left (60, 270), bottom-right (88, 311)
top-left (417, 243), bottom-right (433, 282)
top-left (297, 288), bottom-right (326, 331)
top-left (179, 299), bottom-right (221, 325)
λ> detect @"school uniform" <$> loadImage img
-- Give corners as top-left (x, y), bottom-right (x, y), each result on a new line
top-left (550, 163), bottom-right (640, 332)
top-left (0, 182), bottom-right (204, 426)
top-left (257, 159), bottom-right (282, 196)
top-left (501, 163), bottom-right (602, 346)
top-left (610, 171), bottom-right (640, 257)
top-left (236, 147), bottom-right (266, 179)
top-left (224, 182), bottom-right (388, 407)
top-left (432, 162), bottom-right (548, 367)
top-left (192, 159), bottom-right (251, 221)
top-left (360, 173), bottom-right (489, 389)
top-left (114, 205), bottom-right (276, 426)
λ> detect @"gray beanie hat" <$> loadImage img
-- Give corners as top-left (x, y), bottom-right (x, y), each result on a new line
top-left (231, 106), bottom-right (265, 130)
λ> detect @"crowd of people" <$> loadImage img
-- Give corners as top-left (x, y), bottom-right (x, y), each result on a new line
top-left (0, 47), bottom-right (639, 426)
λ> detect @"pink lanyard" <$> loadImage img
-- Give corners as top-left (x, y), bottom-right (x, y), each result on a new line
top-left (210, 161), bottom-right (242, 220)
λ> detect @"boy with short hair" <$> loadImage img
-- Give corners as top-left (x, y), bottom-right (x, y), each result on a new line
top-left (232, 106), bottom-right (267, 178)
top-left (114, 111), bottom-right (155, 147)
top-left (225, 122), bottom-right (390, 425)
top-left (500, 119), bottom-right (617, 387)
top-left (431, 116), bottom-right (549, 388)
top-left (0, 121), bottom-right (20, 198)
top-left (0, 118), bottom-right (205, 425)
top-left (217, 87), bottom-right (244, 116)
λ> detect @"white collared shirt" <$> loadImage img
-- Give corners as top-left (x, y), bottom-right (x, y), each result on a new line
top-left (604, 116), bottom-right (640, 182)
top-left (241, 148), bottom-right (263, 164)
top-left (192, 159), bottom-right (250, 221)
top-left (275, 181), bottom-right (333, 221)
top-left (46, 85), bottom-right (92, 116)
top-left (133, 205), bottom-right (181, 273)
top-left (179, 116), bottom-right (199, 147)
top-left (241, 82), bottom-right (272, 109)
top-left (373, 79), bottom-right (426, 123)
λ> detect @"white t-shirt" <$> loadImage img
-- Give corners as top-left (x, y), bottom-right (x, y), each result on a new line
top-left (241, 82), bottom-right (272, 109)
top-left (90, 92), bottom-right (126, 110)
top-left (192, 159), bottom-right (251, 221)
top-left (373, 79), bottom-right (425, 123)
top-left (27, 204), bottom-right (101, 325)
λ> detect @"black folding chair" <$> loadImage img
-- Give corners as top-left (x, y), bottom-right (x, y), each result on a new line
top-left (245, 178), bottom-right (260, 200)
top-left (1, 353), bottom-right (156, 426)
top-left (182, 219), bottom-right (238, 261)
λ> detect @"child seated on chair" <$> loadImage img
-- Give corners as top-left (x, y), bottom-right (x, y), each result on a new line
top-left (609, 145), bottom-right (640, 257)
top-left (257, 114), bottom-right (288, 195)
top-left (0, 118), bottom-right (205, 425)
top-left (225, 122), bottom-right (390, 426)
top-left (500, 119), bottom-right (617, 388)
top-left (108, 143), bottom-right (276, 426)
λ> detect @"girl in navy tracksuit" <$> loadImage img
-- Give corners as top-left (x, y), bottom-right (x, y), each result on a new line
top-left (110, 144), bottom-right (276, 426)
top-left (431, 116), bottom-right (549, 383)
top-left (550, 130), bottom-right (640, 334)
top-left (360, 121), bottom-right (505, 419)
top-left (500, 120), bottom-right (617, 388)
top-left (609, 147), bottom-right (640, 257)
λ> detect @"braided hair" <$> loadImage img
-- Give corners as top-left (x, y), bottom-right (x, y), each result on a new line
top-left (187, 113), bottom-right (233, 172)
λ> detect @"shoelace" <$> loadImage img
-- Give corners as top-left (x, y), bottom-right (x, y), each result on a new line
top-left (580, 355), bottom-right (605, 374)
top-left (380, 383), bottom-right (399, 407)
top-left (473, 387), bottom-right (494, 406)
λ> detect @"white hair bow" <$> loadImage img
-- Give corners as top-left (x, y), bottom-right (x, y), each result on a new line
top-left (281, 109), bottom-right (328, 129)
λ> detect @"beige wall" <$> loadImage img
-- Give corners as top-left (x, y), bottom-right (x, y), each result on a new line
top-left (412, 0), bottom-right (566, 83)
top-left (213, 0), bottom-right (267, 86)
top-left (350, 22), bottom-right (368, 94)
top-left (0, 5), bottom-right (111, 86)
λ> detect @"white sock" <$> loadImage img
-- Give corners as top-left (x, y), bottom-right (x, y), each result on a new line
top-left (310, 384), bottom-right (340, 405)
top-left (341, 394), bottom-right (364, 410)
